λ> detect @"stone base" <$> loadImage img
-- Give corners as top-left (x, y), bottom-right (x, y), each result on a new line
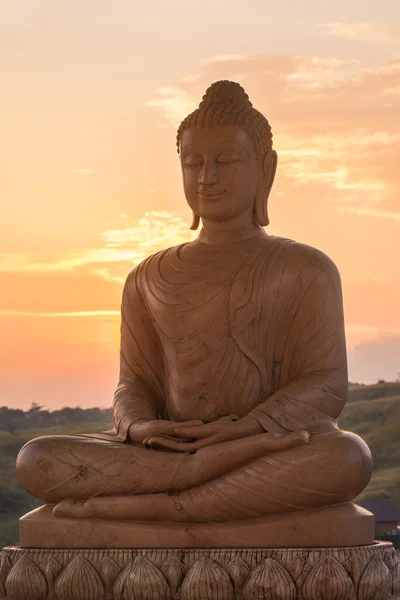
top-left (19, 502), bottom-right (374, 548)
top-left (1, 543), bottom-right (398, 600)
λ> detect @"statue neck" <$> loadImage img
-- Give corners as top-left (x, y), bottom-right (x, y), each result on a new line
top-left (197, 222), bottom-right (267, 245)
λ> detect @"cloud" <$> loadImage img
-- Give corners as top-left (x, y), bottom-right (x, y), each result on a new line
top-left (0, 310), bottom-right (119, 318)
top-left (200, 54), bottom-right (247, 65)
top-left (320, 23), bottom-right (400, 46)
top-left (345, 323), bottom-right (400, 349)
top-left (146, 54), bottom-right (400, 223)
top-left (340, 207), bottom-right (400, 222)
top-left (146, 88), bottom-right (197, 128)
top-left (348, 334), bottom-right (400, 383)
top-left (0, 210), bottom-right (196, 283)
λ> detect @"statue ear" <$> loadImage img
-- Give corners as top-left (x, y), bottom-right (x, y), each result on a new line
top-left (255, 150), bottom-right (277, 227)
top-left (190, 212), bottom-right (200, 230)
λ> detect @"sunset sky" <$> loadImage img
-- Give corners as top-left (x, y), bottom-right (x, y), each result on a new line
top-left (1, 0), bottom-right (400, 410)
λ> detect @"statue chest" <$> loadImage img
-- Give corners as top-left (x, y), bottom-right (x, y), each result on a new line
top-left (144, 278), bottom-right (235, 362)
top-left (143, 277), bottom-right (266, 419)
top-left (137, 243), bottom-right (299, 420)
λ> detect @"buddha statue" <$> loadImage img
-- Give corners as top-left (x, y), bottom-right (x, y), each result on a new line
top-left (16, 81), bottom-right (373, 546)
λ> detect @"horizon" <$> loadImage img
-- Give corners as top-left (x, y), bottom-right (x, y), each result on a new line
top-left (2, 379), bottom-right (400, 413)
top-left (1, 1), bottom-right (399, 410)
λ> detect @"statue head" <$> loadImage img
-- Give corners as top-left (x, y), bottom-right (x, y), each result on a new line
top-left (177, 81), bottom-right (277, 230)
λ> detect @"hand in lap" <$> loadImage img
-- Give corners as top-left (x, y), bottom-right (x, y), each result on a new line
top-left (128, 419), bottom-right (203, 445)
top-left (143, 415), bottom-right (265, 452)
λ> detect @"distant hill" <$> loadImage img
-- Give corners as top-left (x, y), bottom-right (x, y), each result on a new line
top-left (340, 383), bottom-right (400, 505)
top-left (347, 382), bottom-right (400, 403)
top-left (0, 382), bottom-right (399, 547)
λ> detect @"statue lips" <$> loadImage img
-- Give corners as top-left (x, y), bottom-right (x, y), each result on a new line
top-left (197, 189), bottom-right (226, 201)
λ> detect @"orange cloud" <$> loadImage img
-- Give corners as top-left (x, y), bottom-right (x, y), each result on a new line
top-left (348, 335), bottom-right (400, 384)
top-left (1, 210), bottom-right (196, 284)
top-left (0, 310), bottom-right (119, 318)
top-left (319, 23), bottom-right (400, 46)
top-left (147, 54), bottom-right (400, 222)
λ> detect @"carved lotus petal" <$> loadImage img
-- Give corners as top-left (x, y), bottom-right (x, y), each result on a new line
top-left (302, 556), bottom-right (353, 600)
top-left (161, 555), bottom-right (186, 595)
top-left (307, 551), bottom-right (321, 567)
top-left (226, 556), bottom-right (250, 592)
top-left (41, 556), bottom-right (62, 581)
top-left (391, 553), bottom-right (400, 597)
top-left (383, 551), bottom-right (396, 573)
top-left (6, 555), bottom-right (47, 600)
top-left (113, 555), bottom-right (168, 600)
top-left (180, 556), bottom-right (234, 600)
top-left (0, 555), bottom-right (11, 586)
top-left (55, 555), bottom-right (105, 600)
top-left (99, 557), bottom-right (121, 590)
top-left (358, 554), bottom-right (393, 600)
top-left (288, 556), bottom-right (312, 585)
top-left (342, 552), bottom-right (364, 585)
top-left (0, 554), bottom-right (11, 599)
top-left (40, 556), bottom-right (62, 598)
top-left (242, 558), bottom-right (297, 600)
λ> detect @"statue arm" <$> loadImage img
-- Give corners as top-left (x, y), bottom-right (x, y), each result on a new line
top-left (250, 253), bottom-right (347, 435)
top-left (112, 267), bottom-right (164, 441)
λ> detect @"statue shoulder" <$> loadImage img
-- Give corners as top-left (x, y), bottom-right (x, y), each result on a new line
top-left (121, 266), bottom-right (142, 306)
top-left (270, 236), bottom-right (341, 282)
top-left (122, 243), bottom-right (186, 293)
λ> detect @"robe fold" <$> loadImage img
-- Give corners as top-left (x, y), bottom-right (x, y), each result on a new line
top-left (101, 233), bottom-right (348, 443)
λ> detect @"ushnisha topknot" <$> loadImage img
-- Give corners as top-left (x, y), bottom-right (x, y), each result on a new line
top-left (199, 79), bottom-right (251, 108)
top-left (176, 80), bottom-right (273, 161)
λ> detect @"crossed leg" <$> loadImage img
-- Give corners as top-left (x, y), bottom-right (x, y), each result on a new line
top-left (17, 430), bottom-right (309, 520)
top-left (17, 429), bottom-right (371, 523)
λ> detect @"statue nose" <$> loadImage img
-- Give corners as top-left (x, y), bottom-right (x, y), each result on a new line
top-left (199, 161), bottom-right (219, 185)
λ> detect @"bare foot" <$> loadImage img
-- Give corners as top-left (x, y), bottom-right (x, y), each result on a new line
top-left (53, 499), bottom-right (88, 519)
top-left (54, 494), bottom-right (193, 522)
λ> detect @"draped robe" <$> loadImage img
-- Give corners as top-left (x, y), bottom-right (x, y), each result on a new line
top-left (108, 233), bottom-right (348, 442)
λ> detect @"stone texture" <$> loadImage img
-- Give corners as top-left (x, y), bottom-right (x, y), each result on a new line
top-left (19, 503), bottom-right (374, 549)
top-left (1, 543), bottom-right (398, 600)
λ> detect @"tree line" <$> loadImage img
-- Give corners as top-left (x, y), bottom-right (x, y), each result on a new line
top-left (0, 403), bottom-right (113, 434)
top-left (1, 378), bottom-right (399, 434)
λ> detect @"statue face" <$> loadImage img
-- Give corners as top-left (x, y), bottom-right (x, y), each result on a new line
top-left (180, 124), bottom-right (259, 224)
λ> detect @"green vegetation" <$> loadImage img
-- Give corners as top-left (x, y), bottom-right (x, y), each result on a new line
top-left (340, 384), bottom-right (400, 504)
top-left (0, 421), bottom-right (111, 547)
top-left (347, 381), bottom-right (400, 403)
top-left (0, 382), bottom-right (399, 548)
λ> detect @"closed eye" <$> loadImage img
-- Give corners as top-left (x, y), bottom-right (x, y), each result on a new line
top-left (216, 150), bottom-right (241, 164)
top-left (182, 153), bottom-right (203, 167)
top-left (183, 160), bottom-right (203, 167)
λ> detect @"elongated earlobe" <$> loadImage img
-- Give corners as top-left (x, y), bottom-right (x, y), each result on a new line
top-left (255, 189), bottom-right (269, 226)
top-left (255, 150), bottom-right (277, 227)
top-left (190, 212), bottom-right (200, 230)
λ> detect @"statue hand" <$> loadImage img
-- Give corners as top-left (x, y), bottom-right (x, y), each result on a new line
top-left (128, 419), bottom-right (203, 445)
top-left (144, 415), bottom-right (264, 452)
